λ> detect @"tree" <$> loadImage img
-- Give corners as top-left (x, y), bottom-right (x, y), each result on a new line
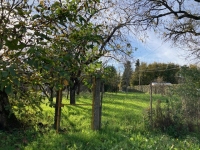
top-left (103, 66), bottom-right (119, 92)
top-left (122, 61), bottom-right (133, 91)
top-left (0, 0), bottom-right (152, 130)
top-left (27, 0), bottom-right (108, 130)
top-left (131, 62), bottom-right (180, 85)
top-left (131, 59), bottom-right (140, 86)
top-left (131, 62), bottom-right (147, 86)
top-left (33, 0), bottom-right (145, 104)
top-left (137, 0), bottom-right (200, 61)
top-left (0, 0), bottom-right (41, 129)
top-left (135, 59), bottom-right (140, 71)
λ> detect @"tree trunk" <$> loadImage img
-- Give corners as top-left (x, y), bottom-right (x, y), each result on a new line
top-left (0, 90), bottom-right (20, 130)
top-left (76, 82), bottom-right (80, 95)
top-left (70, 86), bottom-right (76, 105)
top-left (50, 86), bottom-right (54, 102)
top-left (54, 90), bottom-right (62, 132)
top-left (91, 77), bottom-right (102, 130)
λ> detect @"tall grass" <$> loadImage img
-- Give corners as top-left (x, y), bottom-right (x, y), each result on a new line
top-left (0, 92), bottom-right (200, 150)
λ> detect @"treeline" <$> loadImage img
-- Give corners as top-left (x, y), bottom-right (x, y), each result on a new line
top-left (104, 60), bottom-right (200, 92)
top-left (131, 60), bottom-right (180, 85)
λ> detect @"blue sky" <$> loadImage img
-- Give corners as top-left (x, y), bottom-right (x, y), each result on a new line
top-left (132, 35), bottom-right (189, 65)
top-left (32, 0), bottom-right (195, 71)
top-left (103, 30), bottom-right (193, 72)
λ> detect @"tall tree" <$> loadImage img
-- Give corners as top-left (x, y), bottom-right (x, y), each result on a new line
top-left (131, 62), bottom-right (180, 85)
top-left (33, 0), bottom-right (146, 104)
top-left (135, 59), bottom-right (140, 71)
top-left (0, 0), bottom-right (38, 129)
top-left (122, 61), bottom-right (133, 91)
top-left (103, 66), bottom-right (119, 92)
top-left (131, 62), bottom-right (147, 86)
top-left (131, 59), bottom-right (140, 86)
top-left (0, 0), bottom-right (155, 129)
top-left (29, 0), bottom-right (106, 105)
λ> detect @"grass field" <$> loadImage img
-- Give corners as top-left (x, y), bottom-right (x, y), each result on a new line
top-left (0, 92), bottom-right (200, 150)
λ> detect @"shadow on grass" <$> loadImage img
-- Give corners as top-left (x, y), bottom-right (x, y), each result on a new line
top-left (0, 127), bottom-right (42, 150)
top-left (1, 123), bottom-right (200, 150)
top-left (21, 126), bottom-right (146, 150)
top-left (1, 92), bottom-right (200, 149)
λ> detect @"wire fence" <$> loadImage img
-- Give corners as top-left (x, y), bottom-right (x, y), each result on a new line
top-left (131, 84), bottom-right (178, 95)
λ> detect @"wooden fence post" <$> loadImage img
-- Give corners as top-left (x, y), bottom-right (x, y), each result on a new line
top-left (91, 76), bottom-right (102, 130)
top-left (99, 82), bottom-right (104, 128)
top-left (54, 89), bottom-right (63, 133)
top-left (150, 82), bottom-right (153, 128)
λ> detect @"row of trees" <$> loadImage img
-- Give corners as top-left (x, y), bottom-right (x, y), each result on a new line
top-left (0, 0), bottom-right (139, 129)
top-left (131, 60), bottom-right (180, 85)
top-left (104, 60), bottom-right (179, 92)
top-left (120, 60), bottom-right (200, 89)
top-left (1, 0), bottom-right (200, 130)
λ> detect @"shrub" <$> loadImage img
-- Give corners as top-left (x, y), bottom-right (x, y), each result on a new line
top-left (144, 100), bottom-right (188, 138)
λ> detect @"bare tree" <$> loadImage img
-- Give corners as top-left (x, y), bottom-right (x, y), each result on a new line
top-left (135, 0), bottom-right (200, 62)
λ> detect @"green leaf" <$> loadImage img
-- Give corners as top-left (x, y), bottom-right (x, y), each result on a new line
top-left (9, 67), bottom-right (16, 76)
top-left (2, 71), bottom-right (8, 77)
top-left (17, 43), bottom-right (26, 49)
top-left (34, 61), bottom-right (39, 69)
top-left (13, 78), bottom-right (19, 86)
top-left (0, 81), bottom-right (6, 91)
top-left (17, 8), bottom-right (24, 16)
top-left (5, 84), bottom-right (12, 94)
top-left (32, 14), bottom-right (41, 20)
top-left (5, 39), bottom-right (18, 50)
top-left (78, 15), bottom-right (86, 24)
top-left (27, 59), bottom-right (34, 66)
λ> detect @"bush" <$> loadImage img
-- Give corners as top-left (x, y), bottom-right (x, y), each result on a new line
top-left (144, 66), bottom-right (200, 137)
top-left (144, 100), bottom-right (188, 138)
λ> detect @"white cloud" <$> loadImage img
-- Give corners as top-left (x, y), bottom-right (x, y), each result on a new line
top-left (132, 30), bottom-right (192, 66)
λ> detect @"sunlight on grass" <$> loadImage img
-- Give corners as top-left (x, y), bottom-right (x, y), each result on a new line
top-left (1, 92), bottom-right (200, 150)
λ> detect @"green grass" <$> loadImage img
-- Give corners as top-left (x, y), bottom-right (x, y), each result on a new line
top-left (0, 92), bottom-right (200, 150)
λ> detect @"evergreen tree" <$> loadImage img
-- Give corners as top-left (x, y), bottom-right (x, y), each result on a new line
top-left (135, 59), bottom-right (140, 71)
top-left (103, 66), bottom-right (119, 92)
top-left (122, 61), bottom-right (133, 91)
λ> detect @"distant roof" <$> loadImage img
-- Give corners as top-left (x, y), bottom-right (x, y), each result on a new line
top-left (151, 82), bottom-right (172, 86)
